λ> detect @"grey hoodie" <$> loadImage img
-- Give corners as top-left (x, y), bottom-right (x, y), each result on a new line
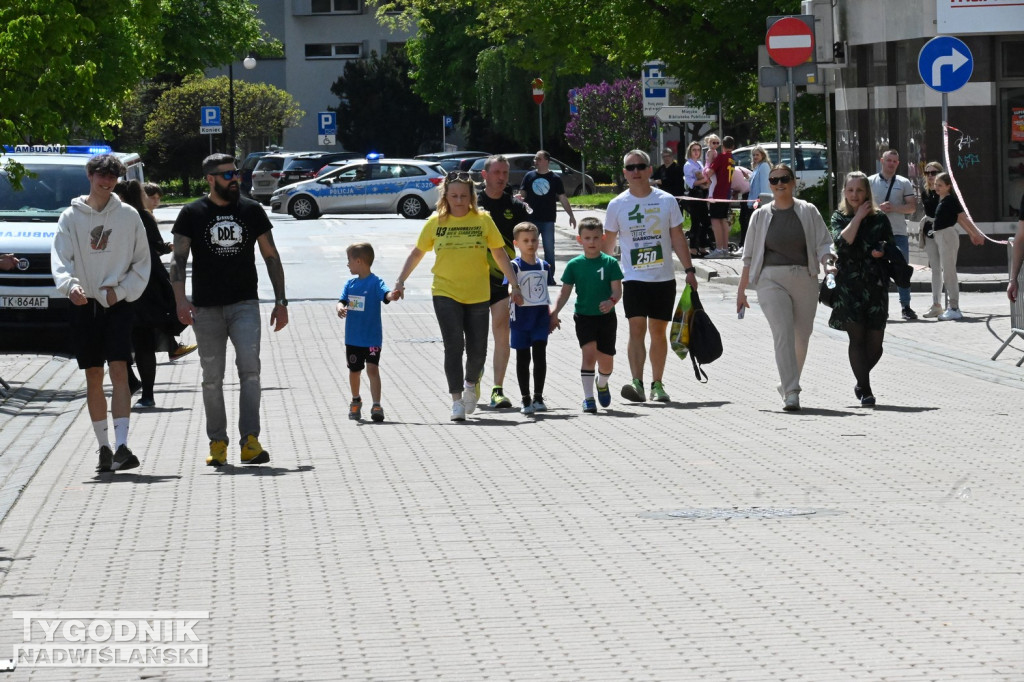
top-left (51, 193), bottom-right (151, 306)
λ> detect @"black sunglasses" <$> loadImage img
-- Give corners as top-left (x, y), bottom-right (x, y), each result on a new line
top-left (445, 171), bottom-right (472, 182)
top-left (210, 170), bottom-right (240, 180)
top-left (924, 170), bottom-right (939, 176)
top-left (768, 175), bottom-right (792, 185)
top-left (624, 163), bottom-right (649, 172)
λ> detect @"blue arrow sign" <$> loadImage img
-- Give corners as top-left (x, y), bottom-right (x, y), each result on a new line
top-left (918, 36), bottom-right (973, 94)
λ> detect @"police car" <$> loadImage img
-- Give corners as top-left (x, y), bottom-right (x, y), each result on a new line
top-left (0, 145), bottom-right (144, 344)
top-left (270, 155), bottom-right (444, 220)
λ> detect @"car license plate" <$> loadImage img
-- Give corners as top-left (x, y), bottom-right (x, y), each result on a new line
top-left (0, 295), bottom-right (48, 309)
top-left (256, 180), bottom-right (272, 186)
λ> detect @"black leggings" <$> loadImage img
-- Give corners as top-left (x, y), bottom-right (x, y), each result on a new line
top-left (516, 341), bottom-right (547, 401)
top-left (131, 326), bottom-right (158, 400)
top-left (845, 322), bottom-right (885, 396)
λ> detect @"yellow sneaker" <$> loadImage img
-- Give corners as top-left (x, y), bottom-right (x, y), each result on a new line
top-left (240, 435), bottom-right (270, 465)
top-left (206, 440), bottom-right (227, 467)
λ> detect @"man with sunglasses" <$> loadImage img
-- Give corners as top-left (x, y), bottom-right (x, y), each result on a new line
top-left (170, 153), bottom-right (289, 467)
top-left (869, 150), bottom-right (918, 320)
top-left (604, 149), bottom-right (699, 403)
top-left (517, 150), bottom-right (576, 285)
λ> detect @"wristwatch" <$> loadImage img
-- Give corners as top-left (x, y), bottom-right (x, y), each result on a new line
top-left (275, 298), bottom-right (288, 307)
top-left (684, 267), bottom-right (696, 274)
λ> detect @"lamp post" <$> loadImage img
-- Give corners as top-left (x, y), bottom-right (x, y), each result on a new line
top-left (229, 55), bottom-right (257, 157)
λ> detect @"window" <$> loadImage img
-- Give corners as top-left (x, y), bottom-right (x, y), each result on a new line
top-left (311, 0), bottom-right (361, 13)
top-left (305, 43), bottom-right (362, 60)
top-left (1002, 42), bottom-right (1024, 79)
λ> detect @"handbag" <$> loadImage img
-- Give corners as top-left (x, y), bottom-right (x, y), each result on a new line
top-left (818, 276), bottom-right (837, 308)
top-left (730, 166), bottom-right (751, 194)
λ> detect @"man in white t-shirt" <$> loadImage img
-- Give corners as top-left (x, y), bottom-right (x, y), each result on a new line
top-left (603, 149), bottom-right (699, 403)
top-left (869, 149), bottom-right (918, 320)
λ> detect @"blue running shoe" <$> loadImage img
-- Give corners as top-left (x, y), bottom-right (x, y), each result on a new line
top-left (596, 383), bottom-right (611, 408)
top-left (582, 398), bottom-right (597, 414)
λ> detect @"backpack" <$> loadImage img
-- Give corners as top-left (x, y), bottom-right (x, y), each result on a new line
top-left (686, 289), bottom-right (723, 382)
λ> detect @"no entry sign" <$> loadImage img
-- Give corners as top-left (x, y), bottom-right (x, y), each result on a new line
top-left (766, 16), bottom-right (815, 68)
top-left (531, 78), bottom-right (545, 105)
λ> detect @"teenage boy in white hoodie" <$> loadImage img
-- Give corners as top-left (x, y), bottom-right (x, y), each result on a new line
top-left (52, 154), bottom-right (151, 473)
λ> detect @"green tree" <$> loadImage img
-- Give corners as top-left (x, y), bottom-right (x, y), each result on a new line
top-left (330, 51), bottom-right (434, 157)
top-left (564, 80), bottom-right (657, 180)
top-left (145, 76), bottom-right (303, 189)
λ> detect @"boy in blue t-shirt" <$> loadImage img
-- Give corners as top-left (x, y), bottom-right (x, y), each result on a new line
top-left (337, 242), bottom-right (398, 422)
top-left (507, 222), bottom-right (553, 415)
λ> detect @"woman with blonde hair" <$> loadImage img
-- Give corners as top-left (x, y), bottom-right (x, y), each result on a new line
top-left (393, 172), bottom-right (523, 421)
top-left (918, 161), bottom-right (944, 317)
top-left (682, 140), bottom-right (712, 257)
top-left (828, 171), bottom-right (893, 406)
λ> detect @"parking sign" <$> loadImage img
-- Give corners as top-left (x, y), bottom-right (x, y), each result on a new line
top-left (200, 106), bottom-right (222, 134)
top-left (318, 112), bottom-right (337, 146)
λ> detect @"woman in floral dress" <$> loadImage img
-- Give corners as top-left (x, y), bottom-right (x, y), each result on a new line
top-left (828, 171), bottom-right (893, 407)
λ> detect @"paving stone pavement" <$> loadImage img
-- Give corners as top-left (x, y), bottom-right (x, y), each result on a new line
top-left (0, 268), bottom-right (1022, 680)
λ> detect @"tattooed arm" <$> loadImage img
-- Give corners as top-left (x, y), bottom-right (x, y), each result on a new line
top-left (169, 233), bottom-right (195, 326)
top-left (257, 230), bottom-right (288, 331)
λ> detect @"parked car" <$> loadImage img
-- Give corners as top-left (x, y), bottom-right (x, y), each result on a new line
top-left (468, 153), bottom-right (596, 196)
top-left (250, 153), bottom-right (301, 204)
top-left (279, 152), bottom-right (362, 188)
top-left (239, 151), bottom-right (272, 197)
top-left (415, 151), bottom-right (490, 173)
top-left (731, 142), bottom-right (829, 192)
top-left (271, 157), bottom-right (445, 220)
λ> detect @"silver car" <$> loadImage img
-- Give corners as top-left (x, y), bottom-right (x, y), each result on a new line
top-left (270, 157), bottom-right (445, 220)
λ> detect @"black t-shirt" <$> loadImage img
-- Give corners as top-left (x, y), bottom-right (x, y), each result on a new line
top-left (933, 194), bottom-right (963, 232)
top-left (172, 196), bottom-right (272, 306)
top-left (920, 189), bottom-right (940, 219)
top-left (653, 162), bottom-right (686, 197)
top-left (478, 188), bottom-right (531, 280)
top-left (519, 170), bottom-right (564, 222)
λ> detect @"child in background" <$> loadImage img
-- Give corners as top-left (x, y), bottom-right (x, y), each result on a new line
top-left (337, 242), bottom-right (398, 422)
top-left (507, 222), bottom-right (553, 414)
top-left (550, 217), bottom-right (623, 413)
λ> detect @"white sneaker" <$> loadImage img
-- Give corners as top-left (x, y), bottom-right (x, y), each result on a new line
top-left (783, 392), bottom-right (801, 411)
top-left (937, 307), bottom-right (963, 321)
top-left (531, 399), bottom-right (547, 412)
top-left (923, 303), bottom-right (943, 318)
top-left (707, 248), bottom-right (727, 258)
top-left (462, 384), bottom-right (478, 414)
top-left (451, 400), bottom-right (466, 421)
top-left (520, 403), bottom-right (536, 415)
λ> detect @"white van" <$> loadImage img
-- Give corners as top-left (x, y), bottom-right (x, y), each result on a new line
top-left (0, 145), bottom-right (143, 347)
top-left (731, 142), bottom-right (829, 193)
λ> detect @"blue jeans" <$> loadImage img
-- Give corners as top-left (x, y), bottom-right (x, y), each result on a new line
top-left (534, 221), bottom-right (557, 283)
top-left (893, 234), bottom-right (911, 307)
top-left (192, 300), bottom-right (262, 443)
top-left (433, 296), bottom-right (489, 394)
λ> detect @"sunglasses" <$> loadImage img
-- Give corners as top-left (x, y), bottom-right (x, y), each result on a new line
top-left (210, 170), bottom-right (240, 180)
top-left (924, 170), bottom-right (939, 176)
top-left (709, 141), bottom-right (721, 146)
top-left (768, 175), bottom-right (792, 185)
top-left (624, 163), bottom-right (649, 172)
top-left (445, 171), bottom-right (472, 182)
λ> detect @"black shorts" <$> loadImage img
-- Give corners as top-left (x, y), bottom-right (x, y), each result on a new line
top-left (489, 278), bottom-right (509, 306)
top-left (622, 280), bottom-right (676, 321)
top-left (573, 313), bottom-right (617, 356)
top-left (70, 299), bottom-right (135, 369)
top-left (709, 201), bottom-right (731, 219)
top-left (346, 345), bottom-right (381, 372)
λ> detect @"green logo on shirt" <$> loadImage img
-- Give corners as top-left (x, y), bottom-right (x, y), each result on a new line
top-left (627, 204), bottom-right (644, 225)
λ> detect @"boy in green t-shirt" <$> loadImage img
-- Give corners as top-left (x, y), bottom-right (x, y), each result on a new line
top-left (550, 217), bottom-right (624, 413)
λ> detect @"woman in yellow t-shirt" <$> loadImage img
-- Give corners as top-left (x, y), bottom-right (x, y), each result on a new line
top-left (393, 173), bottom-right (523, 421)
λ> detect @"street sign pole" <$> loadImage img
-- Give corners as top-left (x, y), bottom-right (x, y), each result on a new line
top-left (788, 67), bottom-right (796, 175)
top-left (538, 103), bottom-right (543, 150)
top-left (775, 87), bottom-right (782, 155)
top-left (442, 115), bottom-right (446, 151)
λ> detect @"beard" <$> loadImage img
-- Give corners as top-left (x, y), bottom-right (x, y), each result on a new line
top-left (213, 180), bottom-right (240, 203)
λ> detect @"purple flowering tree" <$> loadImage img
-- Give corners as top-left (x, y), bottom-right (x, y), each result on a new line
top-left (564, 80), bottom-right (657, 180)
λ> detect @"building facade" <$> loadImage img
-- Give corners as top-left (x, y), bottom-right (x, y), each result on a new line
top-left (832, 0), bottom-right (1023, 254)
top-left (212, 0), bottom-right (413, 152)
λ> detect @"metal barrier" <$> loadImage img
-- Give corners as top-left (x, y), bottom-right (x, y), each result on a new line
top-left (991, 237), bottom-right (1024, 366)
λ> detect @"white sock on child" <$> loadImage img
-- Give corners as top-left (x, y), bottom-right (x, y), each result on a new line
top-left (581, 370), bottom-right (595, 399)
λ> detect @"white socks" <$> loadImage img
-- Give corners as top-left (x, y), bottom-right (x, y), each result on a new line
top-left (113, 417), bottom-right (130, 449)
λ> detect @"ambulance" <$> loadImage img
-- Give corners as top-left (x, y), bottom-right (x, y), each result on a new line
top-left (0, 145), bottom-right (144, 348)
